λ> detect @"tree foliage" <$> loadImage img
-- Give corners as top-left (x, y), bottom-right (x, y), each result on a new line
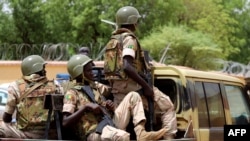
top-left (0, 0), bottom-right (249, 70)
top-left (141, 25), bottom-right (222, 70)
top-left (182, 0), bottom-right (240, 58)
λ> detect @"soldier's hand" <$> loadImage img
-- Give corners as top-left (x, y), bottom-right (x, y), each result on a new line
top-left (86, 103), bottom-right (102, 114)
top-left (144, 86), bottom-right (154, 99)
top-left (105, 100), bottom-right (115, 111)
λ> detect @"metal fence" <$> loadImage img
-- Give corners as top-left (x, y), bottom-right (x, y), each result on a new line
top-left (216, 59), bottom-right (250, 78)
top-left (0, 43), bottom-right (105, 61)
top-left (1, 43), bottom-right (250, 77)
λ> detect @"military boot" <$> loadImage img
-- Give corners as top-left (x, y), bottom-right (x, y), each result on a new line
top-left (134, 121), bottom-right (167, 141)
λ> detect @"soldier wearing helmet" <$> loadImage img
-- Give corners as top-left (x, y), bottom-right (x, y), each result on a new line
top-left (78, 46), bottom-right (90, 57)
top-left (104, 6), bottom-right (177, 139)
top-left (0, 55), bottom-right (62, 139)
top-left (62, 54), bottom-right (166, 140)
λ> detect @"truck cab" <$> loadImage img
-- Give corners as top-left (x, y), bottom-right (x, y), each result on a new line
top-left (151, 64), bottom-right (250, 141)
top-left (92, 61), bottom-right (250, 141)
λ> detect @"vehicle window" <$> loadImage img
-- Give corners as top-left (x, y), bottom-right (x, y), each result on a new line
top-left (154, 79), bottom-right (177, 107)
top-left (195, 82), bottom-right (209, 127)
top-left (204, 82), bottom-right (225, 127)
top-left (0, 91), bottom-right (7, 105)
top-left (225, 85), bottom-right (250, 125)
top-left (195, 82), bottom-right (226, 127)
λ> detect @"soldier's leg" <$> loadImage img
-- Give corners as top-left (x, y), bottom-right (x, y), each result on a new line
top-left (100, 125), bottom-right (130, 141)
top-left (113, 91), bottom-right (167, 141)
top-left (141, 86), bottom-right (177, 139)
top-left (87, 132), bottom-right (101, 141)
top-left (87, 126), bottom-right (129, 141)
top-left (113, 91), bottom-right (145, 130)
top-left (153, 86), bottom-right (177, 139)
top-left (0, 120), bottom-right (26, 138)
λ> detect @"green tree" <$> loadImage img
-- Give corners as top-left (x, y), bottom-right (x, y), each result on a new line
top-left (0, 2), bottom-right (17, 44)
top-left (223, 0), bottom-right (250, 64)
top-left (0, 0), bottom-right (249, 65)
top-left (9, 0), bottom-right (46, 44)
top-left (182, 0), bottom-right (240, 59)
top-left (141, 25), bottom-right (222, 70)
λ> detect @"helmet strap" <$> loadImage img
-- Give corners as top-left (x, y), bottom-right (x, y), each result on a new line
top-left (82, 73), bottom-right (92, 85)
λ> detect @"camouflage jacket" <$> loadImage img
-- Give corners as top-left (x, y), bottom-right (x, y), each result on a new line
top-left (5, 74), bottom-right (61, 130)
top-left (104, 28), bottom-right (144, 80)
top-left (62, 81), bottom-right (111, 140)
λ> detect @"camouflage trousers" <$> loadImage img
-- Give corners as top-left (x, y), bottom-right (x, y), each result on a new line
top-left (87, 91), bottom-right (145, 141)
top-left (112, 81), bottom-right (177, 136)
top-left (0, 120), bottom-right (57, 139)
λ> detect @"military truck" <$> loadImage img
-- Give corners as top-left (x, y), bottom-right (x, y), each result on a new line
top-left (1, 60), bottom-right (250, 141)
top-left (90, 61), bottom-right (250, 141)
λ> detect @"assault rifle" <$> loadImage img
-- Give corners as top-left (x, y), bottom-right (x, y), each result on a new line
top-left (81, 85), bottom-right (115, 134)
top-left (143, 50), bottom-right (154, 131)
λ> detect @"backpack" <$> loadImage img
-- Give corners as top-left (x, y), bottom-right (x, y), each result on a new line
top-left (16, 78), bottom-right (57, 130)
top-left (104, 33), bottom-right (136, 80)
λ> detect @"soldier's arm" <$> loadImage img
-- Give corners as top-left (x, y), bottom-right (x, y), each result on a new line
top-left (62, 103), bottom-right (101, 127)
top-left (3, 112), bottom-right (12, 123)
top-left (62, 104), bottom-right (90, 127)
top-left (122, 37), bottom-right (153, 98)
top-left (62, 89), bottom-right (102, 127)
top-left (123, 55), bottom-right (153, 98)
top-left (3, 82), bottom-right (18, 123)
top-left (95, 81), bottom-right (111, 98)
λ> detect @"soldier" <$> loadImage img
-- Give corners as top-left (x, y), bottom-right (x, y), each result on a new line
top-left (0, 55), bottom-right (62, 139)
top-left (104, 6), bottom-right (177, 139)
top-left (62, 54), bottom-right (167, 141)
top-left (78, 46), bottom-right (90, 56)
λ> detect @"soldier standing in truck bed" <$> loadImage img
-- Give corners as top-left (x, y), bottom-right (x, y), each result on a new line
top-left (104, 6), bottom-right (177, 139)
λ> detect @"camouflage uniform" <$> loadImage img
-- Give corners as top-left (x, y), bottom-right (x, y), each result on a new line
top-left (62, 81), bottom-right (149, 141)
top-left (107, 28), bottom-right (177, 137)
top-left (0, 74), bottom-right (60, 139)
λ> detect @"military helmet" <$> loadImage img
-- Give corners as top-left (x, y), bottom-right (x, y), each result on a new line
top-left (67, 54), bottom-right (93, 79)
top-left (116, 6), bottom-right (141, 26)
top-left (21, 55), bottom-right (46, 76)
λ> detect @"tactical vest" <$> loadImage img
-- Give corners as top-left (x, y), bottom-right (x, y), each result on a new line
top-left (104, 32), bottom-right (144, 80)
top-left (16, 78), bottom-right (57, 130)
top-left (71, 84), bottom-right (102, 140)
